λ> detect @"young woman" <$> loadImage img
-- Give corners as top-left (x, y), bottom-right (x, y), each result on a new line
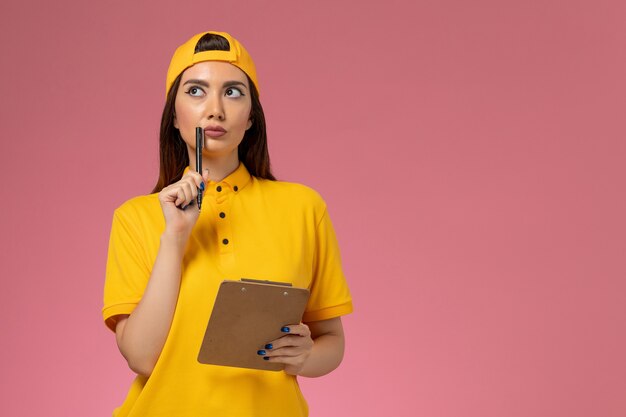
top-left (103, 31), bottom-right (353, 416)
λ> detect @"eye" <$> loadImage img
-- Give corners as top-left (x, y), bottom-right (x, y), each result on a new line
top-left (225, 87), bottom-right (243, 98)
top-left (186, 86), bottom-right (205, 97)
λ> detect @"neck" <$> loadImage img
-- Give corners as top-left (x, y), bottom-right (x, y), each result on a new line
top-left (189, 151), bottom-right (240, 182)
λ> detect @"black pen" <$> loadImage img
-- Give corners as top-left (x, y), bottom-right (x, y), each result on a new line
top-left (196, 127), bottom-right (203, 211)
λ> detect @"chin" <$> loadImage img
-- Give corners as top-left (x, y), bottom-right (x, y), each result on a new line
top-left (203, 144), bottom-right (240, 158)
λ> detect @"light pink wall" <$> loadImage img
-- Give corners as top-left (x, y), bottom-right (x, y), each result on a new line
top-left (1, 0), bottom-right (625, 416)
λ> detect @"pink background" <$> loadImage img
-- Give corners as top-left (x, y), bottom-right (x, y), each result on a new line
top-left (1, 0), bottom-right (625, 415)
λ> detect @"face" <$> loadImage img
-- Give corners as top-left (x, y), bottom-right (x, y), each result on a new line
top-left (174, 61), bottom-right (253, 162)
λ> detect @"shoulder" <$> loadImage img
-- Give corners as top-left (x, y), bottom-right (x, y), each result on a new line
top-left (111, 193), bottom-right (163, 232)
top-left (252, 178), bottom-right (328, 213)
top-left (114, 193), bottom-right (160, 218)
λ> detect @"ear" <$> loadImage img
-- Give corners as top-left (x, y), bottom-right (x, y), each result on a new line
top-left (246, 117), bottom-right (253, 131)
top-left (173, 113), bottom-right (179, 129)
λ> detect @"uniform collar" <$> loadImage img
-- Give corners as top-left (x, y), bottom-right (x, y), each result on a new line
top-left (184, 162), bottom-right (251, 193)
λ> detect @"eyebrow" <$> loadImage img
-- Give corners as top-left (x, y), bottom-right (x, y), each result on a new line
top-left (183, 79), bottom-right (248, 90)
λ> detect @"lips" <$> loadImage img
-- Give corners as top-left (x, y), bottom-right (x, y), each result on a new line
top-left (204, 125), bottom-right (227, 138)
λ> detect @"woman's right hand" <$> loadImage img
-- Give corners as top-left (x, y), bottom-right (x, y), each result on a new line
top-left (158, 168), bottom-right (209, 239)
top-left (117, 168), bottom-right (209, 376)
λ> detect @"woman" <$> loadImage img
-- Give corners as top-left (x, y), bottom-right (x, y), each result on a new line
top-left (103, 31), bottom-right (353, 416)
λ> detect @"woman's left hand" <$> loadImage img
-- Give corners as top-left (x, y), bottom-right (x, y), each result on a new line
top-left (262, 323), bottom-right (313, 375)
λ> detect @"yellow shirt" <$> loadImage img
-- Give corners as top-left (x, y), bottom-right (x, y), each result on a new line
top-left (103, 163), bottom-right (353, 417)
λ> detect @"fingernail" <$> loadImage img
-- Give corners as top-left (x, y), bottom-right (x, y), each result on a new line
top-left (263, 357), bottom-right (270, 361)
top-left (281, 327), bottom-right (290, 333)
top-left (257, 350), bottom-right (266, 356)
top-left (199, 182), bottom-right (205, 190)
top-left (265, 344), bottom-right (273, 350)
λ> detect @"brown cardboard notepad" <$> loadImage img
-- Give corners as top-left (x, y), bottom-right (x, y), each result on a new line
top-left (197, 279), bottom-right (310, 371)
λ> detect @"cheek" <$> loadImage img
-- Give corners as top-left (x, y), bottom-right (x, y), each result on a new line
top-left (174, 102), bottom-right (199, 130)
top-left (233, 106), bottom-right (253, 129)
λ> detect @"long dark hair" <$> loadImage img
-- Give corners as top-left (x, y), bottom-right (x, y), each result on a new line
top-left (152, 33), bottom-right (275, 193)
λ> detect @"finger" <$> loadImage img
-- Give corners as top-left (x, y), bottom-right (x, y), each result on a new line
top-left (175, 187), bottom-right (186, 207)
top-left (161, 178), bottom-right (199, 209)
top-left (180, 181), bottom-right (197, 206)
top-left (280, 324), bottom-right (311, 337)
top-left (172, 184), bottom-right (190, 208)
top-left (185, 171), bottom-right (206, 190)
top-left (160, 184), bottom-right (187, 207)
top-left (264, 327), bottom-right (294, 347)
top-left (263, 354), bottom-right (305, 367)
top-left (265, 334), bottom-right (294, 349)
top-left (265, 346), bottom-right (306, 358)
top-left (171, 182), bottom-right (194, 208)
top-left (266, 334), bottom-right (313, 351)
top-left (265, 353), bottom-right (303, 362)
top-left (267, 335), bottom-right (300, 349)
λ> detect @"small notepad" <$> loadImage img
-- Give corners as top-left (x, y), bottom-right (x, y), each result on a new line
top-left (197, 279), bottom-right (310, 371)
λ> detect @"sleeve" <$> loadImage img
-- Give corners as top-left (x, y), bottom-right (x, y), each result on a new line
top-left (102, 208), bottom-right (152, 332)
top-left (302, 205), bottom-right (354, 323)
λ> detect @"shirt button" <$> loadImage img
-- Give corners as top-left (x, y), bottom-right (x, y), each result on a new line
top-left (219, 212), bottom-right (226, 218)
top-left (234, 186), bottom-right (238, 192)
top-left (216, 186), bottom-right (222, 192)
top-left (222, 238), bottom-right (229, 245)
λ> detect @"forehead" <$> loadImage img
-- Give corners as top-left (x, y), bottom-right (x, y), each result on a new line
top-left (180, 61), bottom-right (249, 86)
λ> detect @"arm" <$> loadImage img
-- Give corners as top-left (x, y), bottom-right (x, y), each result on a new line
top-left (263, 316), bottom-right (346, 377)
top-left (114, 232), bottom-right (187, 377)
top-left (114, 170), bottom-right (208, 377)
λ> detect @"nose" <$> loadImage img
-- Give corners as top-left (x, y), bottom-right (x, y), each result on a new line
top-left (205, 92), bottom-right (225, 121)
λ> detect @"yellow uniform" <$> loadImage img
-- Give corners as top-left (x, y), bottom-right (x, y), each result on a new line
top-left (103, 163), bottom-right (353, 416)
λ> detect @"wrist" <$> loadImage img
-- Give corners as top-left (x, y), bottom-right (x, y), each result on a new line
top-left (160, 230), bottom-right (189, 249)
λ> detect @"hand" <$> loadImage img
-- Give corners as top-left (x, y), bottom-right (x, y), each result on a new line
top-left (158, 168), bottom-right (209, 238)
top-left (261, 323), bottom-right (314, 375)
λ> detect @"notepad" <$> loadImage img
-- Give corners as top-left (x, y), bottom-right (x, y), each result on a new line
top-left (197, 279), bottom-right (310, 371)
